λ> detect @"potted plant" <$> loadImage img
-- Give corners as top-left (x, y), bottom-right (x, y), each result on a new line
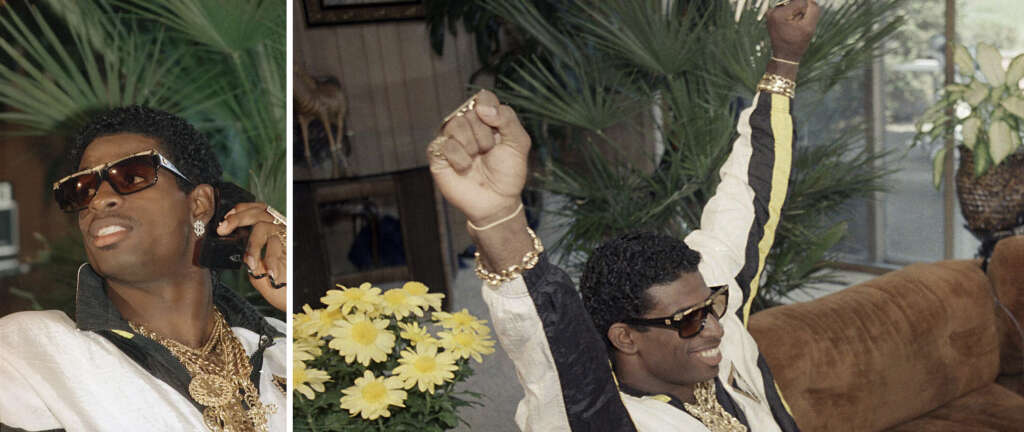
top-left (293, 281), bottom-right (494, 431)
top-left (915, 42), bottom-right (1024, 242)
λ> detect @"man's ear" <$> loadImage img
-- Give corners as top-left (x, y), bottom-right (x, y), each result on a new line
top-left (188, 184), bottom-right (216, 226)
top-left (608, 323), bottom-right (640, 355)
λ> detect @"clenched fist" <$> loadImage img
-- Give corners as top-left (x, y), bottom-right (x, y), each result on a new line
top-left (427, 90), bottom-right (532, 228)
top-left (766, 0), bottom-right (821, 63)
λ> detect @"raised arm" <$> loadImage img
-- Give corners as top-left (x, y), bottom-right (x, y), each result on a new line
top-left (427, 92), bottom-right (636, 431)
top-left (685, 0), bottom-right (820, 326)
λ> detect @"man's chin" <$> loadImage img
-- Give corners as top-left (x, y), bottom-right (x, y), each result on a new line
top-left (87, 250), bottom-right (145, 279)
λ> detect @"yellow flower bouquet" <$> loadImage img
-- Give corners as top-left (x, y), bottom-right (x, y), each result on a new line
top-left (293, 282), bottom-right (495, 431)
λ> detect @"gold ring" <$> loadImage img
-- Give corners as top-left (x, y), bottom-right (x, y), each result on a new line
top-left (440, 95), bottom-right (479, 130)
top-left (266, 206), bottom-right (287, 226)
top-left (271, 229), bottom-right (287, 251)
top-left (428, 136), bottom-right (447, 160)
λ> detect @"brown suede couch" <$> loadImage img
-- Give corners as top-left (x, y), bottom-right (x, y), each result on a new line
top-left (748, 236), bottom-right (1024, 431)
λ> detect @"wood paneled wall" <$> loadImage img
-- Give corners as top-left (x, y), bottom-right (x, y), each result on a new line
top-left (293, 0), bottom-right (490, 177)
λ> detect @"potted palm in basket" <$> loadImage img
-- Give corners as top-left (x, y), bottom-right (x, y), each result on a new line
top-left (915, 42), bottom-right (1024, 247)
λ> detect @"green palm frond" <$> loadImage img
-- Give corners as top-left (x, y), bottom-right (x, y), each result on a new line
top-left (496, 55), bottom-right (644, 131)
top-left (0, 3), bottom-right (181, 132)
top-left (797, 0), bottom-right (905, 92)
top-left (118, 0), bottom-right (280, 54)
top-left (570, 0), bottom-right (706, 76)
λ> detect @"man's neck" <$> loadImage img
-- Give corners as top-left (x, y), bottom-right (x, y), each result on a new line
top-left (106, 266), bottom-right (216, 349)
top-left (615, 360), bottom-right (698, 404)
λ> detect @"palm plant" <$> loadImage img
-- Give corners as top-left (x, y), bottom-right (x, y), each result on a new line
top-left (0, 0), bottom-right (285, 313)
top-left (429, 0), bottom-right (904, 310)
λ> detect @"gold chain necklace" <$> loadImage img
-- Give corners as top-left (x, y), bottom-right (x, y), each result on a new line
top-left (683, 380), bottom-right (748, 432)
top-left (130, 309), bottom-right (275, 431)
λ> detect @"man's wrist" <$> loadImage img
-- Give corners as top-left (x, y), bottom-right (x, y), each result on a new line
top-left (766, 59), bottom-right (799, 81)
top-left (468, 200), bottom-right (523, 230)
top-left (469, 212), bottom-right (533, 271)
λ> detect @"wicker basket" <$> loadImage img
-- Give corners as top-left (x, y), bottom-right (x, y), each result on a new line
top-left (955, 146), bottom-right (1024, 234)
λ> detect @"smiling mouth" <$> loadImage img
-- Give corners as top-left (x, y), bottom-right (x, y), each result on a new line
top-left (93, 225), bottom-right (130, 248)
top-left (693, 345), bottom-right (723, 367)
top-left (696, 347), bottom-right (720, 358)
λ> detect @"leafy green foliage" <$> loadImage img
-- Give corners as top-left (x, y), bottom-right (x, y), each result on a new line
top-left (294, 336), bottom-right (483, 432)
top-left (914, 41), bottom-right (1024, 184)
top-left (428, 0), bottom-right (904, 312)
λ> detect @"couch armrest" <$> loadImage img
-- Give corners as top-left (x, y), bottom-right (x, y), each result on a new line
top-left (749, 259), bottom-right (999, 432)
top-left (990, 235), bottom-right (1024, 377)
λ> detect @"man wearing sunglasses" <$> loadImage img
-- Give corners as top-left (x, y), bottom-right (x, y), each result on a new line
top-left (427, 1), bottom-right (818, 430)
top-left (0, 107), bottom-right (287, 431)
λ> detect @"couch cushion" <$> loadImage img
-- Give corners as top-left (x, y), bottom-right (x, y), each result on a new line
top-left (988, 235), bottom-right (1024, 376)
top-left (885, 383), bottom-right (1024, 431)
top-left (997, 374), bottom-right (1024, 396)
top-left (748, 259), bottom-right (1000, 432)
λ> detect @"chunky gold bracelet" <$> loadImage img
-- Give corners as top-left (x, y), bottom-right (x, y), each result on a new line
top-left (757, 73), bottom-right (796, 99)
top-left (474, 227), bottom-right (545, 286)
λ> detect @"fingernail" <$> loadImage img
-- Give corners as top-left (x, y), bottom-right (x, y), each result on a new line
top-left (477, 105), bottom-right (496, 117)
top-left (246, 255), bottom-right (256, 270)
top-left (268, 269), bottom-right (277, 281)
top-left (225, 208), bottom-right (236, 217)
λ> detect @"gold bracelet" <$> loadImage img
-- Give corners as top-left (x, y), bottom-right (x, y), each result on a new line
top-left (757, 73), bottom-right (796, 98)
top-left (770, 56), bottom-right (800, 66)
top-left (474, 227), bottom-right (544, 286)
top-left (468, 203), bottom-right (524, 231)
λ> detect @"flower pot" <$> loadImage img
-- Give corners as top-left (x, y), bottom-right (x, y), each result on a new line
top-left (955, 146), bottom-right (1024, 236)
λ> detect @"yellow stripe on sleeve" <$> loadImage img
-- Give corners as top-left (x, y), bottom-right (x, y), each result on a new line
top-left (742, 94), bottom-right (793, 327)
top-left (111, 330), bottom-right (134, 339)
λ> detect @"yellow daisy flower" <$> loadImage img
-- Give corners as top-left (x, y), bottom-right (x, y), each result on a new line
top-left (328, 314), bottom-right (396, 366)
top-left (340, 370), bottom-right (407, 420)
top-left (393, 344), bottom-right (458, 394)
top-left (402, 281), bottom-right (445, 312)
top-left (438, 328), bottom-right (496, 363)
top-left (397, 321), bottom-right (438, 347)
top-left (321, 283), bottom-right (382, 315)
top-left (293, 307), bottom-right (316, 339)
top-left (432, 308), bottom-right (490, 334)
top-left (293, 360), bottom-right (331, 400)
top-left (379, 288), bottom-right (427, 319)
top-left (294, 336), bottom-right (323, 362)
top-left (295, 304), bottom-right (344, 338)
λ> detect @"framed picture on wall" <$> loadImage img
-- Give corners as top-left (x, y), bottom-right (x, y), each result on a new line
top-left (303, 0), bottom-right (425, 26)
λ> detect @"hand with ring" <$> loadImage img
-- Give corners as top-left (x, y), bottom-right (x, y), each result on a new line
top-left (427, 90), bottom-right (532, 229)
top-left (216, 202), bottom-right (288, 311)
top-left (766, 0), bottom-right (820, 66)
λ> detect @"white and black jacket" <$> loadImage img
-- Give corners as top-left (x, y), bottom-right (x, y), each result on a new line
top-left (0, 264), bottom-right (288, 432)
top-left (482, 92), bottom-right (801, 431)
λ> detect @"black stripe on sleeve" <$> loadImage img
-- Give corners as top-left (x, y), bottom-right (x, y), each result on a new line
top-left (523, 256), bottom-right (638, 432)
top-left (757, 353), bottom-right (801, 431)
top-left (733, 93), bottom-right (781, 319)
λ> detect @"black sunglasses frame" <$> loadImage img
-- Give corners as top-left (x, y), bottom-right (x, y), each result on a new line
top-left (622, 285), bottom-right (729, 339)
top-left (52, 149), bottom-right (191, 213)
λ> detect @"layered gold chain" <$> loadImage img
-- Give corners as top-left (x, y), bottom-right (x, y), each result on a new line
top-left (130, 309), bottom-right (275, 431)
top-left (683, 380), bottom-right (748, 432)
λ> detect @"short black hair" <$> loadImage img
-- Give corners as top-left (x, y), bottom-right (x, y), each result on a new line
top-left (579, 231), bottom-right (702, 352)
top-left (69, 106), bottom-right (222, 192)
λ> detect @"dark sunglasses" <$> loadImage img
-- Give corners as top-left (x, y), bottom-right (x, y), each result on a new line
top-left (53, 149), bottom-right (191, 213)
top-left (623, 286), bottom-right (728, 339)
